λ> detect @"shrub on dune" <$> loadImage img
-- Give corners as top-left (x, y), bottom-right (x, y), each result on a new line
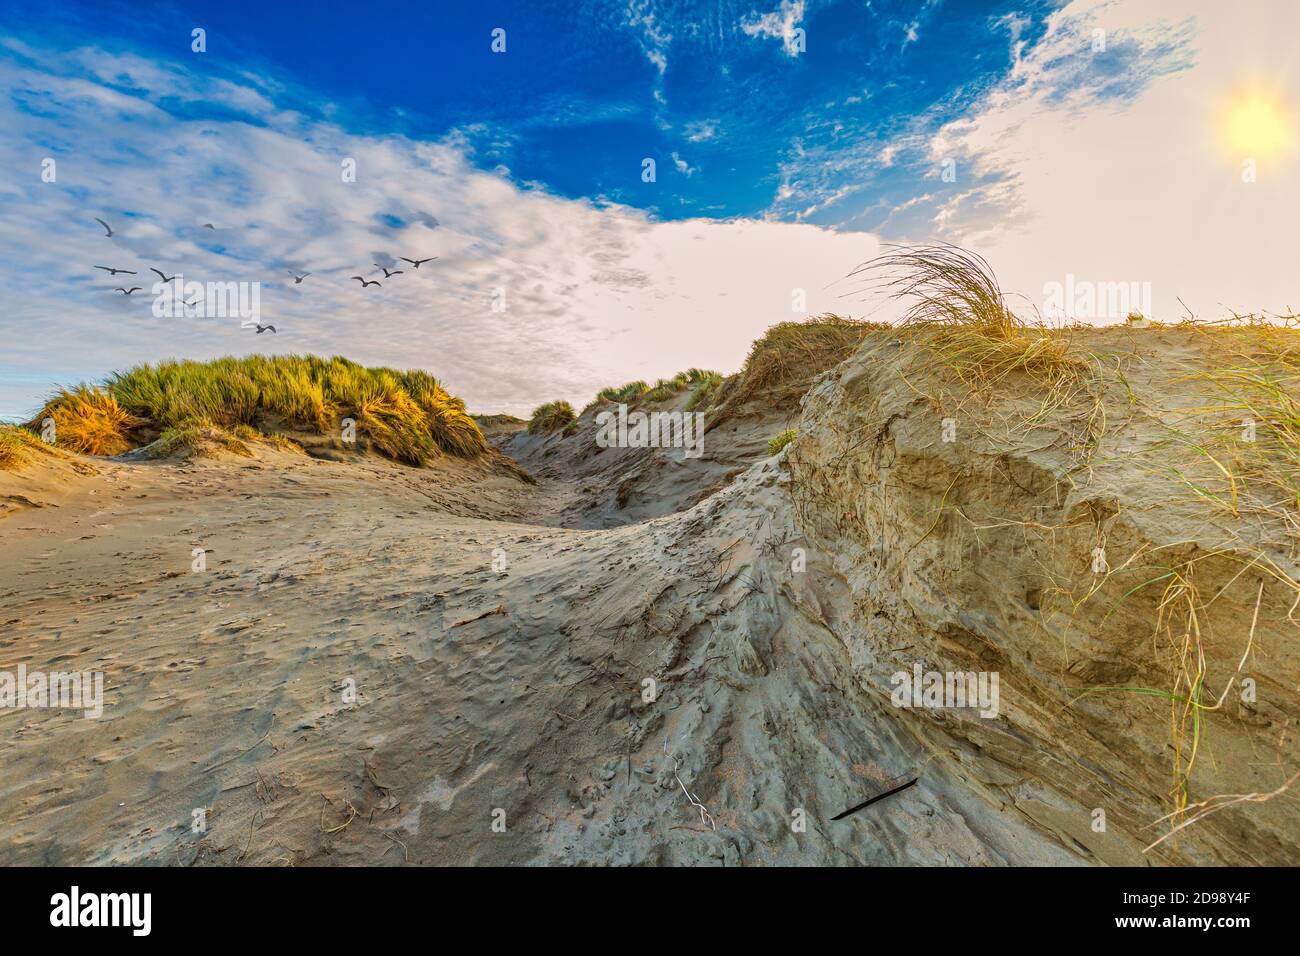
top-left (767, 427), bottom-right (797, 456)
top-left (594, 380), bottom-right (650, 405)
top-left (528, 400), bottom-right (577, 435)
top-left (324, 362), bottom-right (434, 465)
top-left (730, 315), bottom-right (877, 405)
top-left (684, 371), bottom-right (724, 411)
top-left (149, 419), bottom-right (254, 459)
top-left (399, 369), bottom-right (489, 457)
top-left (32, 355), bottom-right (488, 466)
top-left (29, 385), bottom-right (140, 456)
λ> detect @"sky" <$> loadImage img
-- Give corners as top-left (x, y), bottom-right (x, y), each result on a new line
top-left (1, 0), bottom-right (1298, 418)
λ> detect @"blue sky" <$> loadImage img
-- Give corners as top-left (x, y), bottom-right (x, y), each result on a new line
top-left (8, 0), bottom-right (1054, 222)
top-left (2, 0), bottom-right (1297, 416)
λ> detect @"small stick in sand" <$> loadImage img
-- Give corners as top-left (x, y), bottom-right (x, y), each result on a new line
top-left (663, 738), bottom-right (716, 831)
top-left (450, 604), bottom-right (506, 627)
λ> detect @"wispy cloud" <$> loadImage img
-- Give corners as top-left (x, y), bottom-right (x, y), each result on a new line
top-left (1, 36), bottom-right (877, 419)
top-left (740, 0), bottom-right (806, 57)
top-left (625, 0), bottom-right (673, 75)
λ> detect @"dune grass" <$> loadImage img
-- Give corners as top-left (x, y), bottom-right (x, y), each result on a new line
top-left (767, 427), bottom-right (797, 456)
top-left (643, 374), bottom-right (691, 403)
top-left (706, 315), bottom-right (879, 429)
top-left (30, 385), bottom-right (142, 457)
top-left (595, 380), bottom-right (650, 405)
top-left (683, 371), bottom-right (724, 412)
top-left (0, 424), bottom-right (60, 471)
top-left (859, 244), bottom-right (1085, 394)
top-left (528, 400), bottom-right (577, 435)
top-left (591, 369), bottom-right (722, 410)
top-left (29, 355), bottom-right (487, 466)
top-left (149, 419), bottom-right (255, 459)
top-left (1186, 334), bottom-right (1300, 525)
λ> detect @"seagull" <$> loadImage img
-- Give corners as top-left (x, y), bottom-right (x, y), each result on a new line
top-left (375, 263), bottom-right (404, 278)
top-left (94, 217), bottom-right (115, 237)
top-left (398, 256), bottom-right (437, 269)
top-left (95, 266), bottom-right (136, 276)
top-left (288, 272), bottom-right (311, 284)
top-left (114, 287), bottom-right (143, 295)
top-left (350, 276), bottom-right (382, 288)
top-left (254, 324), bottom-right (276, 334)
top-left (183, 296), bottom-right (203, 309)
top-left (150, 268), bottom-right (178, 283)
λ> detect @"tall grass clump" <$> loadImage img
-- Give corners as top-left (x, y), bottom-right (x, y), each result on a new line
top-left (767, 427), bottom-right (797, 456)
top-left (713, 315), bottom-right (878, 420)
top-left (0, 425), bottom-right (57, 471)
top-left (684, 371), bottom-right (724, 411)
top-left (399, 369), bottom-right (489, 457)
top-left (149, 419), bottom-right (255, 459)
top-left (31, 355), bottom-right (487, 466)
top-left (857, 244), bottom-right (1084, 393)
top-left (528, 400), bottom-right (577, 435)
top-left (594, 380), bottom-right (650, 405)
top-left (29, 385), bottom-right (140, 456)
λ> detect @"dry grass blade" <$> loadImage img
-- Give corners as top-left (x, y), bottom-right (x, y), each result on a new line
top-left (850, 243), bottom-right (1019, 335)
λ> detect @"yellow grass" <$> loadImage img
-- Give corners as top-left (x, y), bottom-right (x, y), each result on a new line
top-left (0, 425), bottom-right (59, 470)
top-left (528, 400), bottom-right (577, 435)
top-left (29, 385), bottom-right (140, 456)
top-left (29, 355), bottom-right (487, 466)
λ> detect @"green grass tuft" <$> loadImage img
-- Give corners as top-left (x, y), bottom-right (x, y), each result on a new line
top-left (528, 400), bottom-right (577, 435)
top-left (149, 419), bottom-right (254, 459)
top-left (29, 355), bottom-right (487, 466)
top-left (767, 427), bottom-right (797, 456)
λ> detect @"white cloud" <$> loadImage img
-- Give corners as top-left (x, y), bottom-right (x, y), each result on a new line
top-left (919, 0), bottom-right (1300, 321)
top-left (740, 0), bottom-right (806, 57)
top-left (625, 0), bottom-right (672, 75)
top-left (0, 42), bottom-right (877, 419)
top-left (685, 119), bottom-right (719, 142)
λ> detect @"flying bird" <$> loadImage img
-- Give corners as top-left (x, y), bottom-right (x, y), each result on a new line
top-left (202, 223), bottom-right (216, 229)
top-left (288, 272), bottom-right (311, 284)
top-left (150, 268), bottom-right (178, 283)
top-left (95, 266), bottom-right (136, 276)
top-left (254, 324), bottom-right (276, 334)
top-left (350, 276), bottom-right (382, 288)
top-left (398, 256), bottom-right (437, 269)
top-left (375, 263), bottom-right (404, 278)
top-left (93, 217), bottom-right (115, 237)
top-left (114, 287), bottom-right (143, 295)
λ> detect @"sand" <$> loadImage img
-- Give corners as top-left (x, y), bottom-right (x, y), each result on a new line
top-left (1, 326), bottom-right (1295, 865)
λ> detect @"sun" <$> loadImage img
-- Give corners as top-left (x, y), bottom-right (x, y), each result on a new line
top-left (1222, 90), bottom-right (1295, 158)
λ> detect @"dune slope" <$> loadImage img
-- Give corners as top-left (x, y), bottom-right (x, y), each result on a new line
top-left (1, 323), bottom-right (1295, 866)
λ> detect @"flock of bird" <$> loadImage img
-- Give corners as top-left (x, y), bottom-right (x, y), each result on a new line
top-left (90, 215), bottom-right (440, 334)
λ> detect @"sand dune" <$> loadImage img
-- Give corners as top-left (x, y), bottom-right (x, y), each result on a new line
top-left (1, 321), bottom-right (1296, 866)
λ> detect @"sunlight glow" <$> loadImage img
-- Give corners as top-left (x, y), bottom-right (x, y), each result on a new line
top-left (1222, 91), bottom-right (1295, 158)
